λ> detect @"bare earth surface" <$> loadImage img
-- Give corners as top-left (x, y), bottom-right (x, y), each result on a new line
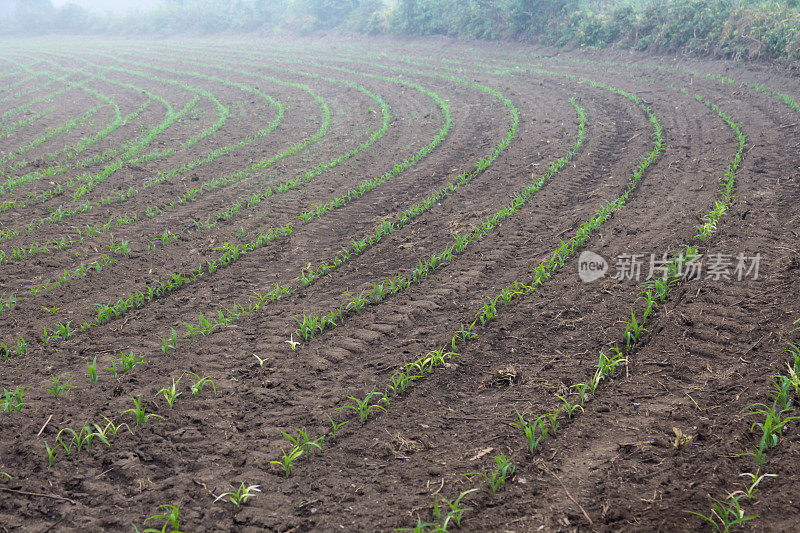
top-left (0, 35), bottom-right (798, 532)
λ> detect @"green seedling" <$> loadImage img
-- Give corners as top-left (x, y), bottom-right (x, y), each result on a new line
top-left (556, 395), bottom-right (584, 419)
top-left (543, 410), bottom-right (561, 435)
top-left (158, 377), bottom-right (183, 407)
top-left (158, 328), bottom-right (178, 354)
top-left (186, 371), bottom-right (216, 397)
top-left (54, 428), bottom-right (75, 456)
top-left (368, 281), bottom-right (389, 303)
top-left (337, 391), bottom-right (387, 424)
top-left (432, 489), bottom-right (477, 530)
top-left (280, 427), bottom-right (324, 457)
top-left (687, 494), bottom-right (757, 532)
top-left (397, 517), bottom-right (436, 532)
top-left (123, 396), bottom-right (163, 426)
top-left (293, 314), bottom-right (319, 341)
top-left (387, 369), bottom-right (421, 398)
top-left (745, 400), bottom-right (797, 452)
top-left (736, 471), bottom-right (777, 500)
top-left (344, 291), bottom-right (369, 313)
top-left (102, 417), bottom-right (132, 437)
top-left (214, 482), bottom-right (261, 507)
top-left (326, 414), bottom-right (349, 442)
top-left (56, 321), bottom-right (73, 339)
top-left (463, 453), bottom-right (515, 493)
top-left (253, 354), bottom-right (268, 367)
top-left (2, 386), bottom-right (30, 412)
top-left (44, 441), bottom-right (58, 467)
top-left (15, 337), bottom-right (26, 356)
top-left (43, 372), bottom-right (75, 398)
top-left (270, 446), bottom-right (304, 478)
top-left (86, 356), bottom-right (100, 383)
top-left (82, 424), bottom-right (111, 449)
top-left (572, 381), bottom-right (591, 404)
top-left (511, 410), bottom-right (549, 453)
top-left (135, 503), bottom-right (182, 533)
top-left (119, 350), bottom-right (145, 372)
top-left (619, 309), bottom-right (647, 348)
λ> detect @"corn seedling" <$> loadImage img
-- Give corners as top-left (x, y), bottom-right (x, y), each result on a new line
top-left (280, 427), bottom-right (324, 457)
top-left (186, 372), bottom-right (216, 397)
top-left (596, 347), bottom-right (626, 381)
top-left (134, 503), bottom-right (182, 533)
top-left (556, 395), bottom-right (584, 419)
top-left (119, 350), bottom-right (145, 373)
top-left (432, 489), bottom-right (477, 530)
top-left (387, 369), bottom-right (421, 398)
top-left (326, 414), bottom-right (349, 442)
top-left (619, 310), bottom-right (647, 348)
top-left (2, 386), bottom-right (29, 412)
top-left (253, 354), bottom-right (268, 367)
top-left (687, 494), bottom-right (756, 532)
top-left (345, 291), bottom-right (369, 313)
top-left (123, 396), bottom-right (163, 426)
top-left (102, 416), bottom-right (131, 437)
top-left (86, 356), bottom-right (100, 383)
top-left (572, 381), bottom-right (591, 405)
top-left (158, 328), bottom-right (178, 354)
top-left (735, 471), bottom-right (776, 500)
top-left (337, 391), bottom-right (387, 424)
top-left (463, 453), bottom-right (515, 493)
top-left (368, 281), bottom-right (389, 303)
top-left (82, 424), bottom-right (111, 449)
top-left (285, 334), bottom-right (299, 351)
top-left (44, 441), bottom-right (58, 467)
top-left (398, 517), bottom-right (436, 532)
top-left (745, 400), bottom-right (797, 453)
top-left (543, 409), bottom-right (561, 435)
top-left (55, 321), bottom-right (74, 339)
top-left (43, 372), bottom-right (75, 398)
top-left (511, 410), bottom-right (549, 453)
top-left (293, 314), bottom-right (319, 341)
top-left (158, 377), bottom-right (183, 407)
top-left (15, 337), bottom-right (26, 356)
top-left (214, 482), bottom-right (261, 507)
top-left (270, 445), bottom-right (304, 478)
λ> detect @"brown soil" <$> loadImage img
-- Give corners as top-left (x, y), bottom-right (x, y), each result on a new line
top-left (0, 36), bottom-right (798, 532)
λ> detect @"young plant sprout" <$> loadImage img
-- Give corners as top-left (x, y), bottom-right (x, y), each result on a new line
top-left (43, 372), bottom-right (75, 398)
top-left (285, 333), bottom-right (300, 350)
top-left (214, 482), bottom-right (261, 507)
top-left (336, 391), bottom-right (387, 424)
top-left (186, 371), bottom-right (216, 397)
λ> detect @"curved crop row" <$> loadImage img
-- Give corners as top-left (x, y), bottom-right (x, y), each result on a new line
top-left (292, 97), bottom-right (585, 344)
top-left (0, 56), bottom-right (176, 204)
top-left (251, 72), bottom-right (664, 492)
top-left (406, 86), bottom-right (748, 530)
top-left (20, 61), bottom-right (443, 352)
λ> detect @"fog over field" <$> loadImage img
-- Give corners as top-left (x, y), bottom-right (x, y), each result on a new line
top-left (50, 0), bottom-right (160, 14)
top-left (0, 2), bottom-right (799, 531)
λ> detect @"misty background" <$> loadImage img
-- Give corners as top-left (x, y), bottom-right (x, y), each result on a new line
top-left (0, 0), bottom-right (798, 64)
top-left (50, 0), bottom-right (160, 14)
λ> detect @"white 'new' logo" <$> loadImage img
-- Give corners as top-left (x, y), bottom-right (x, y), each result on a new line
top-left (578, 250), bottom-right (608, 282)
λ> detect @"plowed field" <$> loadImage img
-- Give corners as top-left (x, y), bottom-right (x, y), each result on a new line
top-left (0, 36), bottom-right (799, 532)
